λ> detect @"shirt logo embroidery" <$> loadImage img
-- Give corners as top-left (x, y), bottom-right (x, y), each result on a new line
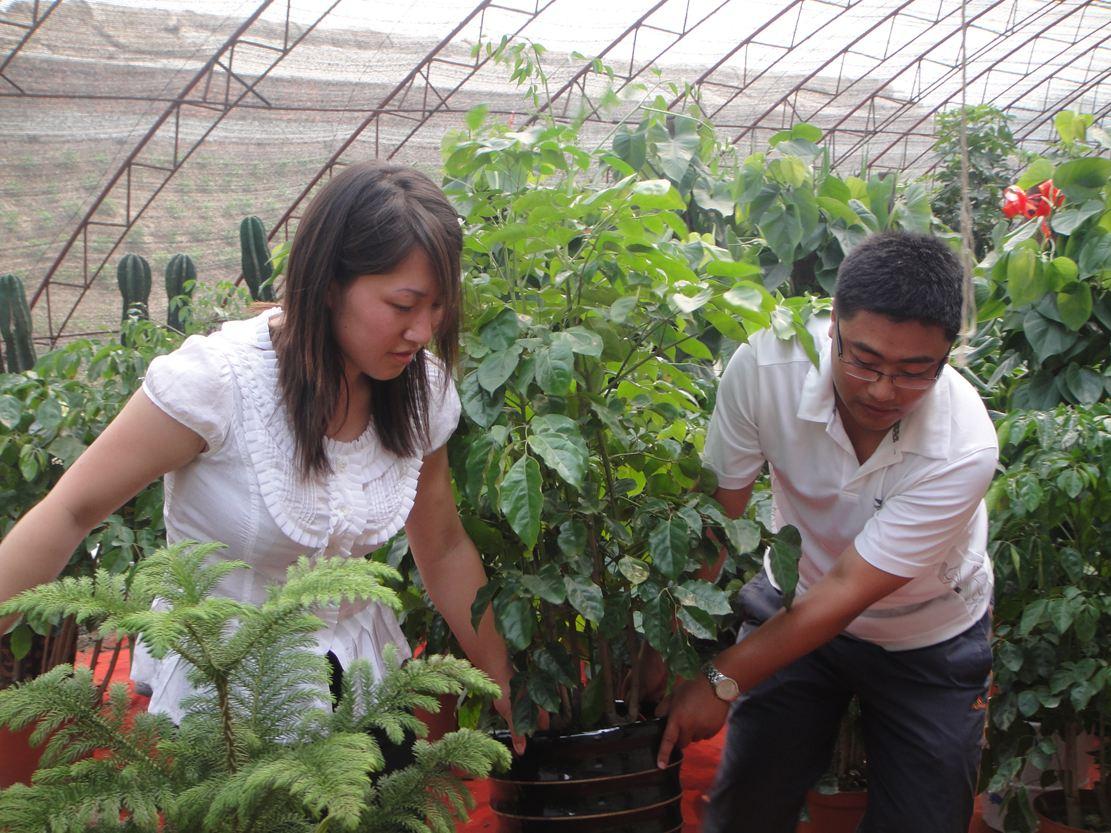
top-left (873, 497), bottom-right (883, 510)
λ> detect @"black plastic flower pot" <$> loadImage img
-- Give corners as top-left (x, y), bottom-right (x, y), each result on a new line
top-left (490, 717), bottom-right (683, 832)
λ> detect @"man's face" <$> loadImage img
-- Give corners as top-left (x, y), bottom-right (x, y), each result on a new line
top-left (829, 310), bottom-right (951, 436)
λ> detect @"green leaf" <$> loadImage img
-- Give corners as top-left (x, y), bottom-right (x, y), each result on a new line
top-left (0, 394), bottom-right (22, 429)
top-left (492, 592), bottom-right (534, 652)
top-left (1006, 248), bottom-right (1045, 307)
top-left (609, 296), bottom-right (638, 323)
top-left (768, 525), bottom-right (802, 606)
top-left (722, 517), bottom-right (761, 554)
top-left (677, 607), bottom-right (716, 640)
top-left (32, 397), bottom-right (62, 435)
top-left (1056, 468), bottom-right (1084, 499)
top-left (1064, 364), bottom-right (1104, 405)
top-left (564, 576), bottom-right (604, 623)
top-left (480, 307), bottom-right (521, 351)
top-left (617, 557), bottom-right (650, 585)
top-left (464, 104), bottom-right (488, 131)
top-left (477, 344), bottom-right (523, 393)
top-left (1053, 157), bottom-right (1111, 202)
top-left (1016, 690), bottom-right (1040, 718)
top-left (534, 339), bottom-right (575, 396)
top-left (723, 281), bottom-right (774, 315)
top-left (649, 515), bottom-right (692, 580)
top-left (9, 623), bottom-right (31, 660)
top-left (1019, 599), bottom-right (1047, 635)
top-left (676, 579), bottom-right (732, 615)
top-left (705, 259), bottom-right (762, 279)
top-left (460, 372), bottom-right (503, 429)
top-left (1016, 157), bottom-right (1054, 190)
top-left (498, 455), bottom-right (542, 549)
top-left (1022, 309), bottom-right (1077, 364)
top-left (630, 179), bottom-right (686, 210)
top-left (560, 326), bottom-right (603, 357)
top-left (655, 131), bottom-right (700, 182)
top-left (1048, 598), bottom-right (1074, 635)
top-left (520, 565), bottom-right (567, 605)
top-left (1078, 229), bottom-right (1111, 278)
top-left (1049, 200), bottom-right (1103, 235)
top-left (46, 435), bottom-right (86, 468)
top-left (526, 413), bottom-right (588, 490)
top-left (1055, 281), bottom-right (1092, 330)
top-left (759, 202), bottom-right (803, 265)
top-left (557, 519), bottom-right (587, 558)
top-left (639, 593), bottom-right (672, 652)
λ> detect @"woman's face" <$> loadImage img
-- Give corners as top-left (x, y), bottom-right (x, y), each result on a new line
top-left (328, 246), bottom-right (444, 382)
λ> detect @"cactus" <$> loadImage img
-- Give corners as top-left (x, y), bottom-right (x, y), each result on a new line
top-left (0, 273), bottom-right (36, 372)
top-left (117, 253), bottom-right (152, 323)
top-left (240, 216), bottom-right (275, 301)
top-left (164, 253), bottom-right (197, 332)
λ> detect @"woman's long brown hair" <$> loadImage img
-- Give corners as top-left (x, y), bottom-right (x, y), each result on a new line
top-left (273, 161), bottom-right (462, 477)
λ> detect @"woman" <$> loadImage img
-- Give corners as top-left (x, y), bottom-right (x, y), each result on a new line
top-left (0, 162), bottom-right (523, 751)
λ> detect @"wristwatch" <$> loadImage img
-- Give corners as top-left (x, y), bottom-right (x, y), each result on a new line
top-left (701, 660), bottom-right (741, 702)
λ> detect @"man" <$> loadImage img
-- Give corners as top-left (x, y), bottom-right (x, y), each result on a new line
top-left (657, 231), bottom-right (997, 832)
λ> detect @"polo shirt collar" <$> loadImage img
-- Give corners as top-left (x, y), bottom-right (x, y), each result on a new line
top-left (796, 333), bottom-right (952, 460)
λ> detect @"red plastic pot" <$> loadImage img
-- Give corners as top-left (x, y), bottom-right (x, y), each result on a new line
top-left (0, 724), bottom-right (44, 788)
top-left (796, 789), bottom-right (867, 833)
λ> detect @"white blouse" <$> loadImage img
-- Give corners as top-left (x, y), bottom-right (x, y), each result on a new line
top-left (131, 308), bottom-right (461, 720)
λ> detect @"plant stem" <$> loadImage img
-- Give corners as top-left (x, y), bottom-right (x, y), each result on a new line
top-left (216, 675), bottom-right (239, 773)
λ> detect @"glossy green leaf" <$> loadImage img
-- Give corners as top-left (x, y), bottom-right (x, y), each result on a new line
top-left (498, 455), bottom-right (542, 549)
top-left (1053, 157), bottom-right (1111, 202)
top-left (1006, 248), bottom-right (1043, 307)
top-left (564, 576), bottom-right (604, 623)
top-left (676, 579), bottom-right (732, 615)
top-left (677, 607), bottom-right (716, 640)
top-left (705, 259), bottom-right (762, 279)
top-left (9, 623), bottom-right (31, 660)
top-left (477, 344), bottom-right (523, 393)
top-left (649, 515), bottom-right (691, 580)
top-left (527, 413), bottom-right (588, 490)
top-left (520, 565), bottom-right (567, 605)
top-left (0, 394), bottom-right (21, 429)
top-left (534, 339), bottom-right (575, 396)
top-left (768, 525), bottom-right (802, 606)
top-left (460, 372), bottom-right (503, 428)
top-left (480, 307), bottom-right (521, 351)
top-left (722, 517), bottom-right (761, 554)
top-left (1078, 228), bottom-right (1111, 278)
top-left (1022, 309), bottom-right (1077, 364)
top-left (493, 592), bottom-right (535, 652)
top-left (1049, 200), bottom-right (1103, 235)
top-left (1055, 281), bottom-right (1092, 331)
top-left (630, 179), bottom-right (686, 210)
top-left (560, 326), bottom-right (604, 357)
top-left (1064, 364), bottom-right (1103, 405)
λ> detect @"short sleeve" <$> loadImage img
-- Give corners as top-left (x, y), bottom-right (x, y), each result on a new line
top-left (142, 333), bottom-right (233, 456)
top-left (854, 446), bottom-right (998, 578)
top-left (703, 342), bottom-right (766, 489)
top-left (423, 359), bottom-right (461, 454)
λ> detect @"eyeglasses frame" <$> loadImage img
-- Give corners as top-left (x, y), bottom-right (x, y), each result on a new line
top-left (834, 320), bottom-right (948, 391)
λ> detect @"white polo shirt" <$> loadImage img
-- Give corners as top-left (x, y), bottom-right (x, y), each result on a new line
top-left (704, 315), bottom-right (998, 650)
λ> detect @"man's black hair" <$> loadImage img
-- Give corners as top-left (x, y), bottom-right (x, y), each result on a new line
top-left (833, 231), bottom-right (963, 342)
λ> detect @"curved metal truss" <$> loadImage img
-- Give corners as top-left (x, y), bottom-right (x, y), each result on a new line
top-left (2, 0), bottom-right (1107, 342)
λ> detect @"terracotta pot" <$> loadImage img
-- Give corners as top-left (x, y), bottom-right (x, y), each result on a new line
top-left (1033, 789), bottom-right (1109, 833)
top-left (0, 724), bottom-right (44, 788)
top-left (796, 788), bottom-right (867, 833)
top-left (414, 693), bottom-right (459, 742)
top-left (489, 717), bottom-right (683, 832)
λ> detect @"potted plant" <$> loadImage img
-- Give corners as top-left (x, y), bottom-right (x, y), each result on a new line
top-left (981, 405), bottom-right (1110, 833)
top-left (439, 64), bottom-right (832, 824)
top-left (0, 540), bottom-right (510, 831)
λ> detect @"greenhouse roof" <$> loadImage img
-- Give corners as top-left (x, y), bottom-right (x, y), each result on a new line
top-left (1, 0), bottom-right (1108, 339)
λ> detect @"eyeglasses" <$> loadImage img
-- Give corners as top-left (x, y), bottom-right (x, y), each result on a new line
top-left (835, 321), bottom-right (947, 391)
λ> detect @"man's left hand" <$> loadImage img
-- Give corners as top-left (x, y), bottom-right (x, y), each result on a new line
top-left (655, 678), bottom-right (730, 768)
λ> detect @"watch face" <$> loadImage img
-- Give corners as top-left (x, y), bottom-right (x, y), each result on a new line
top-left (715, 678), bottom-right (740, 701)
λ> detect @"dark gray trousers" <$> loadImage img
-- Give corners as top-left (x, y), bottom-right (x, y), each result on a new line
top-left (703, 572), bottom-right (991, 833)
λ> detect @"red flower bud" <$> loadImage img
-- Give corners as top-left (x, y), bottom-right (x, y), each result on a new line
top-left (1002, 185), bottom-right (1027, 219)
top-left (1026, 193), bottom-right (1052, 219)
top-left (1036, 179), bottom-right (1064, 208)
